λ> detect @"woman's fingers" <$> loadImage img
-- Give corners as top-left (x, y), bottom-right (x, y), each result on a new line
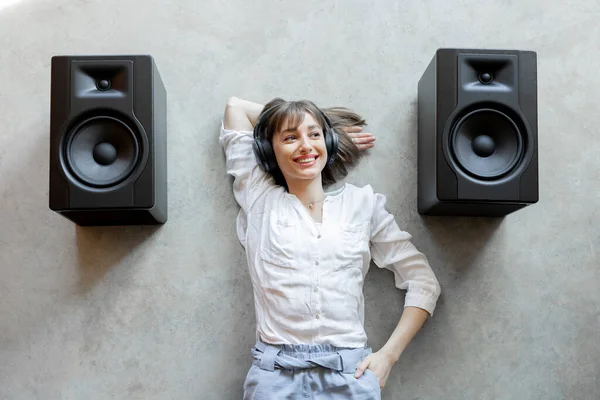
top-left (342, 126), bottom-right (364, 133)
top-left (356, 143), bottom-right (375, 151)
top-left (352, 135), bottom-right (376, 145)
top-left (348, 132), bottom-right (372, 138)
top-left (345, 127), bottom-right (375, 151)
top-left (354, 356), bottom-right (372, 379)
top-left (352, 134), bottom-right (376, 151)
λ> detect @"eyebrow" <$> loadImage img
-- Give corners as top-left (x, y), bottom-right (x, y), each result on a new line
top-left (280, 125), bottom-right (322, 135)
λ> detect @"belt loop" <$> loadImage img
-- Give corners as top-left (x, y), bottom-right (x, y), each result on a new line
top-left (258, 343), bottom-right (280, 372)
top-left (337, 349), bottom-right (358, 374)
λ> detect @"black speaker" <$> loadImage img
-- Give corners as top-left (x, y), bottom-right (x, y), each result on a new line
top-left (417, 48), bottom-right (538, 217)
top-left (49, 55), bottom-right (167, 226)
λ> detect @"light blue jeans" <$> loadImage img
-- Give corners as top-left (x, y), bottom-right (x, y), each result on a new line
top-left (243, 340), bottom-right (381, 399)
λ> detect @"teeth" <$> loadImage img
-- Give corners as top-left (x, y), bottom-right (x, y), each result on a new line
top-left (297, 157), bottom-right (315, 164)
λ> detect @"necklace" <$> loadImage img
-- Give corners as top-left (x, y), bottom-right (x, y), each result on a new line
top-left (303, 198), bottom-right (325, 210)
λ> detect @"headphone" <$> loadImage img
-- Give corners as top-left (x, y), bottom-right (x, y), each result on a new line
top-left (252, 105), bottom-right (339, 173)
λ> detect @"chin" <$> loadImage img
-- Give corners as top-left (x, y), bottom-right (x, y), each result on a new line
top-left (302, 167), bottom-right (326, 180)
top-left (286, 168), bottom-right (323, 183)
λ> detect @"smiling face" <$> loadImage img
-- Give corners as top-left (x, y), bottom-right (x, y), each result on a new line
top-left (271, 112), bottom-right (328, 186)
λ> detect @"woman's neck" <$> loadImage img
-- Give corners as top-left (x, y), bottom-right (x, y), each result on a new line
top-left (287, 176), bottom-right (326, 206)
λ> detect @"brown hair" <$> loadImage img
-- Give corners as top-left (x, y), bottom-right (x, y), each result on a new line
top-left (258, 98), bottom-right (366, 189)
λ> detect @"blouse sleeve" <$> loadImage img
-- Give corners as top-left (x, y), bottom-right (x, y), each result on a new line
top-left (369, 192), bottom-right (442, 316)
top-left (218, 121), bottom-right (277, 212)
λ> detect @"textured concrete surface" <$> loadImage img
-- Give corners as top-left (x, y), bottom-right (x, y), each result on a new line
top-left (1, 0), bottom-right (599, 399)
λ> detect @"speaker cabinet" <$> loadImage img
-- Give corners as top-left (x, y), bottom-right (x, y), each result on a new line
top-left (417, 48), bottom-right (538, 217)
top-left (49, 55), bottom-right (167, 226)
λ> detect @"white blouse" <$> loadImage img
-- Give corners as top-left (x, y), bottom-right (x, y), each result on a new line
top-left (219, 122), bottom-right (441, 348)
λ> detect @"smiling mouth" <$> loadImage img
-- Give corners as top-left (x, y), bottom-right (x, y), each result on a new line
top-left (295, 156), bottom-right (319, 164)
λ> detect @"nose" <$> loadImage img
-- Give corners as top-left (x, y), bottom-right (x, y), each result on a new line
top-left (298, 134), bottom-right (312, 152)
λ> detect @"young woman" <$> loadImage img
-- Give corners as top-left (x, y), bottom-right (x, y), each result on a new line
top-left (220, 97), bottom-right (441, 399)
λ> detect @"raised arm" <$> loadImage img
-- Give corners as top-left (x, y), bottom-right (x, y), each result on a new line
top-left (219, 97), bottom-right (273, 213)
top-left (223, 97), bottom-right (265, 131)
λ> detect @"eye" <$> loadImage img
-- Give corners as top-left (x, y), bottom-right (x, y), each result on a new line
top-left (311, 132), bottom-right (321, 137)
top-left (284, 135), bottom-right (296, 141)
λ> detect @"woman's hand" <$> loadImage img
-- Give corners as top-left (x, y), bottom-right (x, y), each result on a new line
top-left (343, 126), bottom-right (376, 151)
top-left (354, 350), bottom-right (396, 390)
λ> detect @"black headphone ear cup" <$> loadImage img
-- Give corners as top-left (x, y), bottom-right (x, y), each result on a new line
top-left (327, 127), bottom-right (339, 165)
top-left (253, 106), bottom-right (282, 174)
top-left (321, 113), bottom-right (338, 165)
top-left (252, 138), bottom-right (270, 172)
top-left (253, 135), bottom-right (279, 174)
top-left (262, 139), bottom-right (278, 173)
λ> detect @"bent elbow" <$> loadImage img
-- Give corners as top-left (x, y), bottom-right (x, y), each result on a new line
top-left (226, 96), bottom-right (240, 108)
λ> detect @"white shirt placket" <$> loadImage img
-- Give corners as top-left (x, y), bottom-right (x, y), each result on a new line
top-left (312, 229), bottom-right (322, 324)
top-left (311, 202), bottom-right (326, 330)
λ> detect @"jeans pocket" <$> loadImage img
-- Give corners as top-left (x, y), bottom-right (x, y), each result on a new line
top-left (243, 364), bottom-right (282, 399)
top-left (364, 369), bottom-right (381, 393)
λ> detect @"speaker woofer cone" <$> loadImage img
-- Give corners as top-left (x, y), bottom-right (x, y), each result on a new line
top-left (450, 108), bottom-right (524, 179)
top-left (65, 115), bottom-right (140, 187)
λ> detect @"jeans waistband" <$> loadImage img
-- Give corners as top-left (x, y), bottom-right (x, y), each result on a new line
top-left (252, 340), bottom-right (371, 374)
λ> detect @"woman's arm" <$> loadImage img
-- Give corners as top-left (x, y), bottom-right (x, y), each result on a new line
top-left (223, 97), bottom-right (264, 131)
top-left (219, 98), bottom-right (270, 212)
top-left (379, 306), bottom-right (430, 362)
top-left (354, 306), bottom-right (429, 389)
top-left (354, 192), bottom-right (441, 389)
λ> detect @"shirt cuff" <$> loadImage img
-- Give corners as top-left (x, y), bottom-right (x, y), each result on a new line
top-left (404, 291), bottom-right (439, 317)
top-left (220, 120), bottom-right (254, 136)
